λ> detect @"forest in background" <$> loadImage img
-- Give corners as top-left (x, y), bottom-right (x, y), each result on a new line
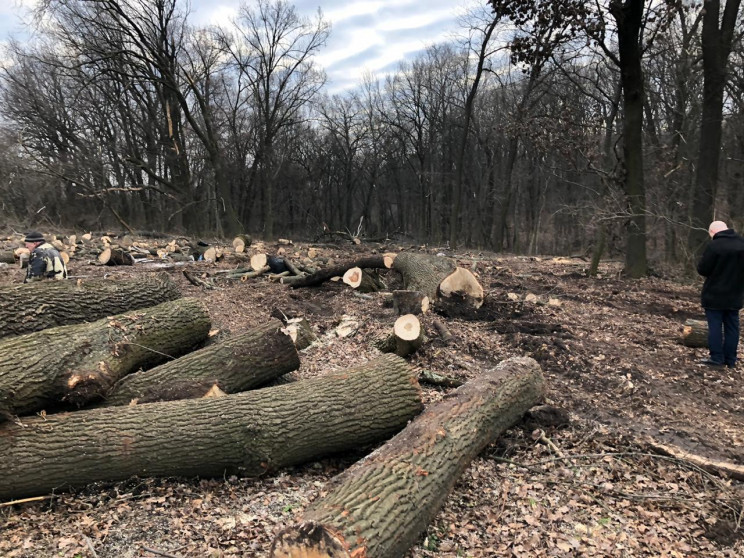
top-left (0, 0), bottom-right (742, 275)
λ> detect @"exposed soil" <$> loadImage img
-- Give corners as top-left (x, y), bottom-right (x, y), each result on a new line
top-left (0, 240), bottom-right (742, 557)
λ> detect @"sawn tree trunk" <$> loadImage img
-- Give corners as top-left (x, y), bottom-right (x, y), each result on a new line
top-left (271, 356), bottom-right (545, 558)
top-left (0, 298), bottom-right (211, 420)
top-left (103, 318), bottom-right (300, 405)
top-left (0, 273), bottom-right (181, 338)
top-left (0, 354), bottom-right (422, 501)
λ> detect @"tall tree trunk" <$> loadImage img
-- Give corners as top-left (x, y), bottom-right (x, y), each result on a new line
top-left (0, 354), bottom-right (422, 501)
top-left (688, 0), bottom-right (742, 255)
top-left (611, 0), bottom-right (648, 278)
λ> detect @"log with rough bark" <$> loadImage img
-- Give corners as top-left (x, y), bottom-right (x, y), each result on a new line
top-left (343, 267), bottom-right (384, 293)
top-left (393, 290), bottom-right (429, 315)
top-left (0, 273), bottom-right (182, 338)
top-left (0, 298), bottom-right (211, 420)
top-left (289, 257), bottom-right (388, 288)
top-left (681, 319), bottom-right (708, 348)
top-left (374, 314), bottom-right (426, 357)
top-left (0, 354), bottom-right (423, 501)
top-left (393, 253), bottom-right (484, 308)
top-left (0, 251), bottom-right (15, 264)
top-left (102, 318), bottom-right (300, 405)
top-left (271, 356), bottom-right (545, 558)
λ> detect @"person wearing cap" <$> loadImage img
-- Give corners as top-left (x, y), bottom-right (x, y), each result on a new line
top-left (697, 220), bottom-right (744, 368)
top-left (24, 231), bottom-right (68, 283)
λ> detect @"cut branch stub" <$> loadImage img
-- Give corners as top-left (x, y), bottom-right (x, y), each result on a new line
top-left (374, 314), bottom-right (426, 357)
top-left (271, 357), bottom-right (545, 558)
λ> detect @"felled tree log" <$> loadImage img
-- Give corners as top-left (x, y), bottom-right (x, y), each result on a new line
top-left (282, 318), bottom-right (317, 350)
top-left (393, 290), bottom-right (429, 315)
top-left (374, 314), bottom-right (426, 357)
top-left (232, 234), bottom-right (252, 253)
top-left (271, 357), bottom-right (545, 558)
top-left (0, 298), bottom-right (211, 420)
top-left (682, 319), bottom-right (708, 348)
top-left (0, 251), bottom-right (15, 264)
top-left (0, 354), bottom-right (422, 501)
top-left (102, 319), bottom-right (300, 406)
top-left (289, 257), bottom-right (388, 288)
top-left (393, 253), bottom-right (484, 308)
top-left (0, 273), bottom-right (181, 339)
top-left (98, 247), bottom-right (134, 266)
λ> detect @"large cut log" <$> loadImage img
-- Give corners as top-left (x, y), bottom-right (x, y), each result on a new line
top-left (393, 252), bottom-right (484, 308)
top-left (98, 247), bottom-right (134, 266)
top-left (271, 357), bottom-right (545, 558)
top-left (289, 257), bottom-right (388, 288)
top-left (103, 319), bottom-right (300, 406)
top-left (0, 298), bottom-right (211, 420)
top-left (681, 319), bottom-right (707, 348)
top-left (0, 354), bottom-right (422, 501)
top-left (0, 251), bottom-right (15, 264)
top-left (0, 273), bottom-right (181, 339)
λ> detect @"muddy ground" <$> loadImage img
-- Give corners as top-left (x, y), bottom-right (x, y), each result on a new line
top-left (0, 238), bottom-right (742, 557)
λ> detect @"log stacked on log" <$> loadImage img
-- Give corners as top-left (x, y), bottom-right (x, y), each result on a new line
top-left (271, 357), bottom-right (545, 558)
top-left (0, 298), bottom-right (211, 420)
top-left (288, 256), bottom-right (389, 288)
top-left (682, 319), bottom-right (708, 348)
top-left (103, 319), bottom-right (300, 406)
top-left (0, 273), bottom-right (182, 339)
top-left (0, 354), bottom-right (423, 501)
top-left (393, 252), bottom-right (484, 308)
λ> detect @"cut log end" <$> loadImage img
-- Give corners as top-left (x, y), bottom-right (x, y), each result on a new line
top-left (271, 522), bottom-right (353, 558)
top-left (383, 252), bottom-right (397, 269)
top-left (342, 267), bottom-right (362, 288)
top-left (394, 314), bottom-right (421, 341)
top-left (251, 253), bottom-right (268, 271)
top-left (439, 267), bottom-right (484, 308)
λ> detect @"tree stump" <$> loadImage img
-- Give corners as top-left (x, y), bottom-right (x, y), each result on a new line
top-left (0, 354), bottom-right (422, 501)
top-left (374, 314), bottom-right (426, 357)
top-left (271, 357), bottom-right (545, 558)
top-left (0, 298), bottom-right (211, 420)
top-left (393, 253), bottom-right (483, 308)
top-left (392, 290), bottom-right (429, 315)
top-left (0, 273), bottom-right (181, 339)
top-left (103, 319), bottom-right (300, 406)
top-left (682, 319), bottom-right (708, 348)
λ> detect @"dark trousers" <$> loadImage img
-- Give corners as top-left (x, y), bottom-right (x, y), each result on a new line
top-left (704, 308), bottom-right (740, 366)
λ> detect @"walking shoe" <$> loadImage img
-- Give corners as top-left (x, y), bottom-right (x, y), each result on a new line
top-left (699, 358), bottom-right (725, 366)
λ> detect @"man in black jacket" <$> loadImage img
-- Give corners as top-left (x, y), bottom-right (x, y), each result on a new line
top-left (697, 220), bottom-right (744, 367)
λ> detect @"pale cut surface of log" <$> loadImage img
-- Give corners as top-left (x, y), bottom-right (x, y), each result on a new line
top-left (103, 319), bottom-right (300, 406)
top-left (0, 298), bottom-right (211, 420)
top-left (392, 252), bottom-right (457, 299)
top-left (282, 318), bottom-right (318, 350)
top-left (271, 357), bottom-right (545, 558)
top-left (374, 315), bottom-right (426, 357)
top-left (681, 319), bottom-right (708, 348)
top-left (0, 354), bottom-right (422, 501)
top-left (0, 273), bottom-right (181, 338)
top-left (251, 253), bottom-right (268, 271)
top-left (342, 267), bottom-right (362, 288)
top-left (439, 267), bottom-right (484, 308)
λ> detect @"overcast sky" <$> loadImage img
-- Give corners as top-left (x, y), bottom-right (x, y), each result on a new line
top-left (1, 0), bottom-right (481, 93)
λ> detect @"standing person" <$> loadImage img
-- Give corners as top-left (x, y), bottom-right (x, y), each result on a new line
top-left (23, 231), bottom-right (68, 283)
top-left (697, 220), bottom-right (744, 367)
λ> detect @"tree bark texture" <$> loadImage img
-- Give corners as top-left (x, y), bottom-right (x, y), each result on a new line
top-left (393, 290), bottom-right (429, 315)
top-left (271, 356), bottom-right (545, 558)
top-left (392, 253), bottom-right (457, 300)
top-left (0, 273), bottom-right (181, 339)
top-left (289, 257), bottom-right (388, 288)
top-left (0, 298), bottom-right (211, 420)
top-left (102, 319), bottom-right (300, 406)
top-left (681, 319), bottom-right (708, 348)
top-left (0, 354), bottom-right (422, 501)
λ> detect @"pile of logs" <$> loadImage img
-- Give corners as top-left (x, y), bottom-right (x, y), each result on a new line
top-left (0, 237), bottom-right (559, 557)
